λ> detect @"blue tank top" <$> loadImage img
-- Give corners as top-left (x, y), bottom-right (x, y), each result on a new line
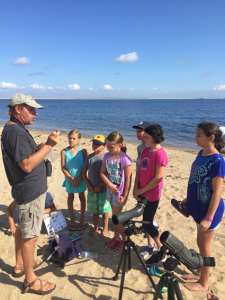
top-left (62, 146), bottom-right (87, 193)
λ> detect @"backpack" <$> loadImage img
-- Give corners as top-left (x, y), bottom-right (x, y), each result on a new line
top-left (49, 234), bottom-right (83, 268)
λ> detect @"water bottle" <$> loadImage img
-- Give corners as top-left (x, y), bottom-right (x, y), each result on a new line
top-left (53, 233), bottom-right (60, 245)
top-left (80, 251), bottom-right (98, 260)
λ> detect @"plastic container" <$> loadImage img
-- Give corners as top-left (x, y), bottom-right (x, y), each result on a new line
top-left (45, 149), bottom-right (56, 162)
top-left (80, 251), bottom-right (98, 260)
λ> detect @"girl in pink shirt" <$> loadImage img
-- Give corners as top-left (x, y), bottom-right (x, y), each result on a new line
top-left (133, 123), bottom-right (168, 259)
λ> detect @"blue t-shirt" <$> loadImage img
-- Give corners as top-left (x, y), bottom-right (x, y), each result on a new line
top-left (185, 150), bottom-right (225, 229)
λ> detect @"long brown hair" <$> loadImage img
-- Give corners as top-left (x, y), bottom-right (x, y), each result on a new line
top-left (107, 132), bottom-right (127, 153)
top-left (197, 122), bottom-right (225, 153)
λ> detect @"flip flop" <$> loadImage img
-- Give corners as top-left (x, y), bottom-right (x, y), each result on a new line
top-left (22, 277), bottom-right (56, 295)
top-left (69, 225), bottom-right (77, 231)
top-left (171, 199), bottom-right (190, 218)
top-left (149, 266), bottom-right (165, 278)
top-left (78, 223), bottom-right (87, 231)
top-left (12, 259), bottom-right (42, 278)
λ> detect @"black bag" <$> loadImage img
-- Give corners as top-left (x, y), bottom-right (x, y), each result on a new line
top-left (45, 160), bottom-right (52, 177)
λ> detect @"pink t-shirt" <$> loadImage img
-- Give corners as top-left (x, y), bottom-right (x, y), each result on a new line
top-left (102, 152), bottom-right (132, 203)
top-left (139, 147), bottom-right (168, 202)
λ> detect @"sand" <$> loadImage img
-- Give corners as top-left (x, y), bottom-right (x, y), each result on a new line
top-left (0, 127), bottom-right (225, 300)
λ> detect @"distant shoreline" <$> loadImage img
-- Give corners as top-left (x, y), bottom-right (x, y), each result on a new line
top-left (0, 98), bottom-right (225, 100)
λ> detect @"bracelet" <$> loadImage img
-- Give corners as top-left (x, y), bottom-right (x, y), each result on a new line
top-left (204, 216), bottom-right (213, 223)
top-left (108, 183), bottom-right (112, 188)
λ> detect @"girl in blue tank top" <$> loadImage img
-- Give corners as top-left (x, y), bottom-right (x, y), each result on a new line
top-left (61, 130), bottom-right (87, 231)
top-left (181, 122), bottom-right (225, 293)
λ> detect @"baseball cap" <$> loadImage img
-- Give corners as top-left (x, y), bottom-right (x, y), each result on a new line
top-left (91, 135), bottom-right (106, 145)
top-left (132, 121), bottom-right (150, 129)
top-left (7, 93), bottom-right (44, 109)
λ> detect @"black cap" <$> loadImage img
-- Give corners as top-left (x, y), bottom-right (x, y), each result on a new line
top-left (132, 121), bottom-right (150, 129)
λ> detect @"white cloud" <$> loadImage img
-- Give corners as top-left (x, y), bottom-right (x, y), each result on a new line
top-left (67, 84), bottom-right (81, 90)
top-left (200, 72), bottom-right (214, 77)
top-left (89, 87), bottom-right (93, 90)
top-left (174, 59), bottom-right (188, 64)
top-left (152, 88), bottom-right (157, 90)
top-left (102, 84), bottom-right (114, 90)
top-left (129, 88), bottom-right (134, 90)
top-left (29, 72), bottom-right (43, 76)
top-left (214, 84), bottom-right (225, 91)
top-left (0, 81), bottom-right (17, 88)
top-left (11, 57), bottom-right (31, 66)
top-left (31, 83), bottom-right (52, 90)
top-left (115, 52), bottom-right (140, 64)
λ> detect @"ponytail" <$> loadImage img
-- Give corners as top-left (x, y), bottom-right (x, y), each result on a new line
top-left (121, 141), bottom-right (127, 153)
top-left (197, 122), bottom-right (225, 153)
top-left (107, 131), bottom-right (127, 153)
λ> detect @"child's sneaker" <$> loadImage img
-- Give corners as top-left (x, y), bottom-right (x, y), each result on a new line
top-left (114, 240), bottom-right (124, 252)
top-left (105, 237), bottom-right (120, 249)
top-left (140, 244), bottom-right (156, 259)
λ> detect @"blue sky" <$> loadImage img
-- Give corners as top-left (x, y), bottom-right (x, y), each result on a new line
top-left (0, 0), bottom-right (225, 99)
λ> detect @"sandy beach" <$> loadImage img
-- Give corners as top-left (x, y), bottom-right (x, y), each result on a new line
top-left (0, 127), bottom-right (225, 300)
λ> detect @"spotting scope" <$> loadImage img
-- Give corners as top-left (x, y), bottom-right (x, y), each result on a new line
top-left (112, 196), bottom-right (149, 225)
top-left (146, 231), bottom-right (215, 273)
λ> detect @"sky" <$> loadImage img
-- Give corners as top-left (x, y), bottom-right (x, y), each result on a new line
top-left (0, 0), bottom-right (225, 99)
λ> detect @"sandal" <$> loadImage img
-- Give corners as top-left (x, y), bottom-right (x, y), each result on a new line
top-left (69, 225), bottom-right (77, 231)
top-left (12, 259), bottom-right (42, 278)
top-left (171, 199), bottom-right (190, 218)
top-left (78, 223), bottom-right (87, 231)
top-left (22, 277), bottom-right (56, 295)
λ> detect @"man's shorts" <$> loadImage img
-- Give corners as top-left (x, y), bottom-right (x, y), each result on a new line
top-left (107, 190), bottom-right (124, 207)
top-left (87, 192), bottom-right (111, 215)
top-left (17, 192), bottom-right (46, 239)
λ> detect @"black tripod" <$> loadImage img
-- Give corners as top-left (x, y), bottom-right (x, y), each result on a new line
top-left (152, 256), bottom-right (183, 300)
top-left (112, 220), bottom-right (163, 300)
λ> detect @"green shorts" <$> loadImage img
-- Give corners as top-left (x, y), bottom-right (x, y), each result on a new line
top-left (87, 192), bottom-right (111, 215)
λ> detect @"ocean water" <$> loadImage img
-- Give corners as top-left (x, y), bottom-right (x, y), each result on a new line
top-left (0, 99), bottom-right (224, 149)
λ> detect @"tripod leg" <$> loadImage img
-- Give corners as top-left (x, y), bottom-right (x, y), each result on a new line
top-left (153, 275), bottom-right (167, 300)
top-left (132, 243), bottom-right (163, 299)
top-left (171, 277), bottom-right (183, 300)
top-left (127, 242), bottom-right (131, 271)
top-left (118, 244), bottom-right (128, 300)
top-left (168, 280), bottom-right (175, 300)
top-left (113, 246), bottom-right (125, 281)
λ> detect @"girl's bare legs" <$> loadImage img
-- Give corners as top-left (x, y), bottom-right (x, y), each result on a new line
top-left (67, 193), bottom-right (75, 228)
top-left (111, 204), bottom-right (127, 240)
top-left (183, 229), bottom-right (215, 291)
top-left (89, 214), bottom-right (99, 237)
top-left (146, 233), bottom-right (162, 250)
top-left (78, 192), bottom-right (86, 229)
top-left (14, 228), bottom-right (23, 272)
top-left (99, 211), bottom-right (109, 238)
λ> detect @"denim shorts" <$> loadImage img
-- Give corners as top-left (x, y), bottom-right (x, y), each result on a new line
top-left (107, 190), bottom-right (124, 207)
top-left (18, 192), bottom-right (46, 238)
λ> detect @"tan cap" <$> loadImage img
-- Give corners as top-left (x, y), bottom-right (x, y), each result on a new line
top-left (7, 93), bottom-right (44, 109)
